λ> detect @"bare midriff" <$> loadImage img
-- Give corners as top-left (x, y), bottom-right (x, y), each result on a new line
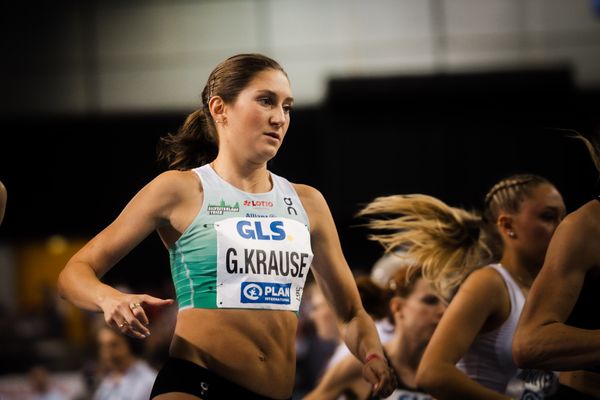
top-left (169, 308), bottom-right (298, 399)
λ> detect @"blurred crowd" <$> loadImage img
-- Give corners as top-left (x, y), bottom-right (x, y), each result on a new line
top-left (0, 261), bottom-right (397, 400)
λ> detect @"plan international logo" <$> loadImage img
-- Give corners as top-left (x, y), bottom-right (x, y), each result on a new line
top-left (207, 199), bottom-right (240, 215)
top-left (241, 282), bottom-right (291, 305)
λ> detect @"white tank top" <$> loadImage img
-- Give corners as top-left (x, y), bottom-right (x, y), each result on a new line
top-left (456, 264), bottom-right (522, 392)
top-left (456, 264), bottom-right (558, 398)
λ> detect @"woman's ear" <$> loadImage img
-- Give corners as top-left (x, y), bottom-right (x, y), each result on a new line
top-left (497, 214), bottom-right (516, 238)
top-left (389, 296), bottom-right (405, 319)
top-left (208, 96), bottom-right (226, 123)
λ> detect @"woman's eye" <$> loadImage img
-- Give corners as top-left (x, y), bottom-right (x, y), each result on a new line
top-left (283, 105), bottom-right (293, 113)
top-left (258, 97), bottom-right (273, 106)
top-left (422, 296), bottom-right (440, 305)
top-left (540, 212), bottom-right (557, 221)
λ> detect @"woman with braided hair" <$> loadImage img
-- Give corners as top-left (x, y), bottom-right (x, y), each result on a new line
top-left (513, 133), bottom-right (600, 399)
top-left (358, 174), bottom-right (566, 399)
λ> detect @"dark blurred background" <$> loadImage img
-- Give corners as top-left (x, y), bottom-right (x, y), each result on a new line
top-left (1, 67), bottom-right (598, 284)
top-left (0, 1), bottom-right (599, 399)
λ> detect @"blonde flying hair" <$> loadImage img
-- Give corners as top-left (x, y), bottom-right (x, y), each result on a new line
top-left (358, 174), bottom-right (552, 299)
top-left (357, 194), bottom-right (491, 299)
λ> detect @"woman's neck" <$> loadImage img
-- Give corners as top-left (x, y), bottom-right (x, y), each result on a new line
top-left (386, 328), bottom-right (427, 386)
top-left (211, 155), bottom-right (271, 193)
top-left (499, 250), bottom-right (538, 289)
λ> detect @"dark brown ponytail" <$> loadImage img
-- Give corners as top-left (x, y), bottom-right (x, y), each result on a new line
top-left (157, 108), bottom-right (218, 170)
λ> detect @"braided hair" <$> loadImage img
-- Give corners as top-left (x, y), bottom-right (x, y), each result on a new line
top-left (483, 174), bottom-right (552, 258)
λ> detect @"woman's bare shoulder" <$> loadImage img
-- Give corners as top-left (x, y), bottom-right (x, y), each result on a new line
top-left (291, 182), bottom-right (321, 199)
top-left (550, 200), bottom-right (600, 269)
top-left (290, 183), bottom-right (329, 229)
top-left (459, 266), bottom-right (509, 303)
top-left (568, 200), bottom-right (600, 234)
top-left (151, 169), bottom-right (203, 198)
top-left (290, 183), bottom-right (326, 210)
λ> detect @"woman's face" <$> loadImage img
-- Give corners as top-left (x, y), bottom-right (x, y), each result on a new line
top-left (97, 327), bottom-right (132, 370)
top-left (221, 69), bottom-right (293, 163)
top-left (308, 289), bottom-right (339, 341)
top-left (395, 278), bottom-right (445, 343)
top-left (506, 183), bottom-right (566, 265)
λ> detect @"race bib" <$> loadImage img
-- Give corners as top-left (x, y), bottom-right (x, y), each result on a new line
top-left (215, 217), bottom-right (313, 311)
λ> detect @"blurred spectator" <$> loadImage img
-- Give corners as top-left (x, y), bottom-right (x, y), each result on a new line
top-left (29, 365), bottom-right (67, 400)
top-left (40, 284), bottom-right (67, 339)
top-left (355, 275), bottom-right (395, 345)
top-left (292, 275), bottom-right (338, 398)
top-left (306, 281), bottom-right (345, 371)
top-left (92, 326), bottom-right (157, 400)
top-left (369, 251), bottom-right (414, 343)
top-left (140, 284), bottom-right (177, 370)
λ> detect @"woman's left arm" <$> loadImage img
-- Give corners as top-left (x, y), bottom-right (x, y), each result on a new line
top-left (295, 184), bottom-right (395, 397)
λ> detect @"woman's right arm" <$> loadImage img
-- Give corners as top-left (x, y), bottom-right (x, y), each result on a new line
top-left (415, 268), bottom-right (511, 400)
top-left (58, 171), bottom-right (192, 337)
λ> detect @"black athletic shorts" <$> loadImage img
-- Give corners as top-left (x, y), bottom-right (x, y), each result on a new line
top-left (150, 357), bottom-right (291, 399)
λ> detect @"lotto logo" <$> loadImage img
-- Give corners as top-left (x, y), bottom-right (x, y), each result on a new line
top-left (243, 200), bottom-right (274, 207)
top-left (241, 282), bottom-right (291, 304)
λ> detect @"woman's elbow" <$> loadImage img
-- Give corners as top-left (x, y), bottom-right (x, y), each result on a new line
top-left (57, 259), bottom-right (81, 301)
top-left (512, 330), bottom-right (538, 369)
top-left (415, 362), bottom-right (445, 393)
top-left (56, 268), bottom-right (71, 300)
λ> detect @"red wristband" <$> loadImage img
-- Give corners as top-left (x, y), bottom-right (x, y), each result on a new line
top-left (364, 353), bottom-right (383, 364)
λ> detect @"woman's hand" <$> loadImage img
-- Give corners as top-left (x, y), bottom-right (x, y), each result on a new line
top-left (362, 353), bottom-right (397, 398)
top-left (100, 292), bottom-right (174, 339)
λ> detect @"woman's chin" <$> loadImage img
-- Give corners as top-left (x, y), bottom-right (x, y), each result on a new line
top-left (256, 147), bottom-right (280, 163)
